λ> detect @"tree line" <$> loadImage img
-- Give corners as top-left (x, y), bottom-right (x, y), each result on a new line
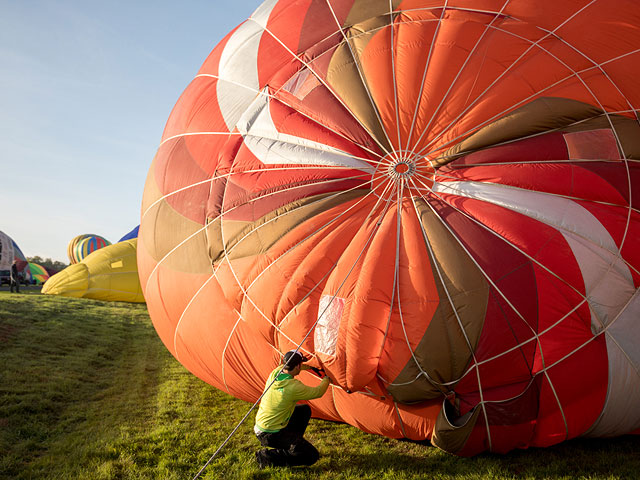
top-left (26, 256), bottom-right (68, 274)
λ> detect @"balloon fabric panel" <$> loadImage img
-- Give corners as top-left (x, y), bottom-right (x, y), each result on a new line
top-left (139, 0), bottom-right (640, 455)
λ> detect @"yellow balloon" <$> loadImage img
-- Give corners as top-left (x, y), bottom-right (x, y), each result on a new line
top-left (43, 239), bottom-right (144, 303)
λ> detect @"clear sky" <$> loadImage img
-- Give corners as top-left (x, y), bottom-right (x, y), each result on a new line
top-left (0, 0), bottom-right (259, 263)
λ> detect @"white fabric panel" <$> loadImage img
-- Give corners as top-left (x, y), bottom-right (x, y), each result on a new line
top-left (216, 0), bottom-right (278, 131)
top-left (586, 289), bottom-right (640, 436)
top-left (237, 93), bottom-right (375, 172)
top-left (432, 180), bottom-right (639, 436)
top-left (315, 295), bottom-right (345, 356)
top-left (249, 0), bottom-right (279, 28)
top-left (561, 233), bottom-right (635, 331)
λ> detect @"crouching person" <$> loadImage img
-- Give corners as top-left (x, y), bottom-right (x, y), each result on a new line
top-left (254, 350), bottom-right (331, 468)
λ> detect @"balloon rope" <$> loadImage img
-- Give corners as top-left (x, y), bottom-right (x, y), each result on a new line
top-left (191, 316), bottom-right (334, 478)
top-left (190, 396), bottom-right (261, 480)
top-left (191, 347), bottom-right (310, 479)
top-left (191, 332), bottom-right (323, 480)
top-left (191, 185), bottom-right (397, 479)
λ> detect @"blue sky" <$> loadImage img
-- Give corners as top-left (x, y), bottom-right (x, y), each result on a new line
top-left (1, 0), bottom-right (258, 263)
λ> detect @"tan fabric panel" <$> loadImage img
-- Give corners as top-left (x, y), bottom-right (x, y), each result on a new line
top-left (140, 166), bottom-right (211, 274)
top-left (207, 189), bottom-right (368, 264)
top-left (140, 156), bottom-right (162, 222)
top-left (436, 97), bottom-right (604, 166)
top-left (431, 400), bottom-right (482, 454)
top-left (387, 199), bottom-right (489, 403)
top-left (327, 15), bottom-right (393, 152)
top-left (343, 0), bottom-right (402, 28)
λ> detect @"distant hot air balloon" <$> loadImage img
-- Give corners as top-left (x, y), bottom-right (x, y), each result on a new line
top-left (67, 234), bottom-right (91, 263)
top-left (44, 239), bottom-right (144, 302)
top-left (119, 225), bottom-right (139, 242)
top-left (138, 0), bottom-right (640, 455)
top-left (67, 234), bottom-right (110, 264)
top-left (27, 262), bottom-right (50, 284)
top-left (0, 230), bottom-right (27, 271)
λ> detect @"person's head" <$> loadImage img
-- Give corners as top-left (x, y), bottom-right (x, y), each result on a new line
top-left (282, 350), bottom-right (306, 374)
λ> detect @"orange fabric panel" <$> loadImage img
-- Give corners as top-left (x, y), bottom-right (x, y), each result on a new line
top-left (359, 11), bottom-right (442, 150)
top-left (172, 276), bottom-right (242, 393)
top-left (406, 9), bottom-right (508, 153)
top-left (397, 400), bottom-right (442, 440)
top-left (332, 389), bottom-right (405, 438)
top-left (376, 200), bottom-right (441, 384)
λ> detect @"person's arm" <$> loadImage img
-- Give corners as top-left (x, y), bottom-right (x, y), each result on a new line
top-left (291, 376), bottom-right (330, 401)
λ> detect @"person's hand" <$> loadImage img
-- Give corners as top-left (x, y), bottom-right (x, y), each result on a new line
top-left (308, 366), bottom-right (325, 378)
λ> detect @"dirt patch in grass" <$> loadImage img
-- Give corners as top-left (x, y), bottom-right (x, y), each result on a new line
top-left (0, 323), bottom-right (20, 342)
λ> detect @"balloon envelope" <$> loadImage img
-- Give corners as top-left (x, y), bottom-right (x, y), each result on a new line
top-left (0, 230), bottom-right (27, 270)
top-left (139, 0), bottom-right (640, 455)
top-left (45, 239), bottom-right (144, 302)
top-left (27, 262), bottom-right (50, 284)
top-left (119, 225), bottom-right (139, 242)
top-left (67, 234), bottom-right (110, 264)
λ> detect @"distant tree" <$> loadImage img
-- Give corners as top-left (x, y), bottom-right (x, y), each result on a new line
top-left (26, 256), bottom-right (68, 274)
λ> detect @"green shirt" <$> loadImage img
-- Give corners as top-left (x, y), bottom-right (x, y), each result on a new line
top-left (254, 366), bottom-right (330, 433)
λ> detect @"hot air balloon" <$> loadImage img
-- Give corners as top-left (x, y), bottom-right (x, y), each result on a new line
top-left (138, 0), bottom-right (640, 455)
top-left (44, 239), bottom-right (144, 302)
top-left (67, 234), bottom-right (110, 264)
top-left (27, 262), bottom-right (50, 285)
top-left (67, 234), bottom-right (91, 263)
top-left (119, 225), bottom-right (139, 242)
top-left (0, 230), bottom-right (26, 269)
top-left (1, 230), bottom-right (28, 284)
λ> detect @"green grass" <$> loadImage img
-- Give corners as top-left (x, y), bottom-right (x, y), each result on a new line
top-left (1, 287), bottom-right (639, 479)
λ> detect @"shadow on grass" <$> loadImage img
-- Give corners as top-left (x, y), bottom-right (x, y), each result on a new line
top-left (315, 435), bottom-right (640, 479)
top-left (235, 434), bottom-right (639, 480)
top-left (0, 284), bottom-right (42, 295)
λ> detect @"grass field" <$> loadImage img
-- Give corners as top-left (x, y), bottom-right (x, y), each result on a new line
top-left (1, 288), bottom-right (639, 479)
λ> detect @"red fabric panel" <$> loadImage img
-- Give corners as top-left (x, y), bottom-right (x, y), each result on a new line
top-left (533, 334), bottom-right (608, 445)
top-left (450, 131), bottom-right (569, 166)
top-left (564, 129), bottom-right (621, 160)
top-left (153, 138), bottom-right (211, 224)
top-left (162, 76), bottom-right (229, 142)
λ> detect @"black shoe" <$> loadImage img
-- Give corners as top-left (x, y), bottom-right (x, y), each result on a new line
top-left (255, 449), bottom-right (269, 469)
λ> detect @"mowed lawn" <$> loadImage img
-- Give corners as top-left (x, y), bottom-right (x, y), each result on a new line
top-left (1, 289), bottom-right (639, 479)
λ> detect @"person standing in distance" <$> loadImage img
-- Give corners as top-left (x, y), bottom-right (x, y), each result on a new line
top-left (10, 260), bottom-right (20, 293)
top-left (254, 350), bottom-right (330, 468)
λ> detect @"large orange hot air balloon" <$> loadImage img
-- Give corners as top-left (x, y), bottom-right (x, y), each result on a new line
top-left (139, 0), bottom-right (640, 455)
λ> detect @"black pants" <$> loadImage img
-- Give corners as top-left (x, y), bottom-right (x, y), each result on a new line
top-left (10, 278), bottom-right (19, 293)
top-left (255, 404), bottom-right (319, 467)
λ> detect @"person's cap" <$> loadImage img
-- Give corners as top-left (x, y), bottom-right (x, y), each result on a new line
top-left (283, 350), bottom-right (307, 369)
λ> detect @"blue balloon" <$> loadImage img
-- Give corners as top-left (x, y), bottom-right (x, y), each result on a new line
top-left (119, 225), bottom-right (139, 242)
